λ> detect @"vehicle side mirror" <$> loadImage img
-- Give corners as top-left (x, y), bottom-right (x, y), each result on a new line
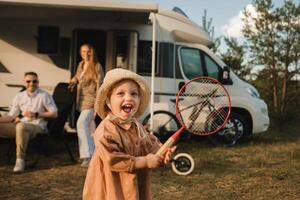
top-left (178, 81), bottom-right (185, 92)
top-left (219, 66), bottom-right (230, 84)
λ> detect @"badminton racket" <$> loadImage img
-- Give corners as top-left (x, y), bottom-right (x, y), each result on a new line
top-left (156, 77), bottom-right (231, 155)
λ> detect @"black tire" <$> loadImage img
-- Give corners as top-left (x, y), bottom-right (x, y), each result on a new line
top-left (208, 112), bottom-right (250, 147)
top-left (171, 153), bottom-right (195, 176)
top-left (142, 110), bottom-right (181, 142)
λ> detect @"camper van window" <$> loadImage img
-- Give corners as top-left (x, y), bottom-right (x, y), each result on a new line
top-left (180, 48), bottom-right (204, 79)
top-left (37, 26), bottom-right (59, 54)
top-left (158, 42), bottom-right (174, 78)
top-left (49, 37), bottom-right (70, 70)
top-left (137, 40), bottom-right (157, 75)
top-left (203, 53), bottom-right (220, 80)
top-left (175, 45), bottom-right (183, 79)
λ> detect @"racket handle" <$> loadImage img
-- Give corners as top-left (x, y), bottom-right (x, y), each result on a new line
top-left (156, 127), bottom-right (184, 156)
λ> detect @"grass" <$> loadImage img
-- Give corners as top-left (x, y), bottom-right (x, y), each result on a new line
top-left (0, 125), bottom-right (300, 200)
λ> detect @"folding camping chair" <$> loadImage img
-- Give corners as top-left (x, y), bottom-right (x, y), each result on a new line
top-left (4, 82), bottom-right (77, 167)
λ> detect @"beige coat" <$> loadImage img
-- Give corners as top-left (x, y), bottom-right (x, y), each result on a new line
top-left (73, 61), bottom-right (104, 111)
top-left (82, 114), bottom-right (161, 200)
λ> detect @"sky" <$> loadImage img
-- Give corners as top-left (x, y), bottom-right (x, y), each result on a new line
top-left (123, 0), bottom-right (293, 40)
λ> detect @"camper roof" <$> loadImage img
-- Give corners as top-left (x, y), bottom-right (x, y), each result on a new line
top-left (0, 0), bottom-right (158, 24)
top-left (157, 10), bottom-right (213, 45)
top-left (0, 0), bottom-right (159, 12)
top-left (0, 0), bottom-right (213, 45)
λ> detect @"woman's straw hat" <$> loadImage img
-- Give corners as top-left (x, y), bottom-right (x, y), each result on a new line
top-left (95, 68), bottom-right (150, 119)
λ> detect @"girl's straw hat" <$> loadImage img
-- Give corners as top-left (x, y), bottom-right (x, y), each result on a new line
top-left (95, 68), bottom-right (150, 119)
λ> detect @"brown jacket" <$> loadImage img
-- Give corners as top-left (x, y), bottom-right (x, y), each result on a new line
top-left (73, 61), bottom-right (104, 111)
top-left (82, 114), bottom-right (161, 200)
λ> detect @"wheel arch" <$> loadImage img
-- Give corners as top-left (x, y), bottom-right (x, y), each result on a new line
top-left (231, 107), bottom-right (252, 135)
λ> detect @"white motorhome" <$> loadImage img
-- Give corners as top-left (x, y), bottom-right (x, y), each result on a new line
top-left (0, 0), bottom-right (269, 145)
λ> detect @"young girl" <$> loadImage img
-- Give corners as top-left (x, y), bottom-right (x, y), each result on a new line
top-left (83, 68), bottom-right (175, 200)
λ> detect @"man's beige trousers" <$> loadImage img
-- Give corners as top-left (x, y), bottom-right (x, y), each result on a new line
top-left (0, 122), bottom-right (43, 159)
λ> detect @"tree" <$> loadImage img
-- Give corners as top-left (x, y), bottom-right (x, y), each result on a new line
top-left (276, 0), bottom-right (300, 113)
top-left (202, 9), bottom-right (214, 39)
top-left (202, 9), bottom-right (221, 53)
top-left (242, 0), bottom-right (300, 125)
top-left (220, 37), bottom-right (251, 80)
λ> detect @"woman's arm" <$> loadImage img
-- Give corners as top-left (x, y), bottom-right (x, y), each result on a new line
top-left (70, 62), bottom-right (83, 83)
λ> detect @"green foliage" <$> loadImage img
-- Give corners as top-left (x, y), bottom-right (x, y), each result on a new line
top-left (220, 37), bottom-right (251, 80)
top-left (209, 36), bottom-right (221, 53)
top-left (241, 0), bottom-right (300, 127)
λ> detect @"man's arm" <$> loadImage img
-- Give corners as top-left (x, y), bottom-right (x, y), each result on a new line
top-left (39, 91), bottom-right (58, 119)
top-left (0, 94), bottom-right (20, 123)
top-left (23, 111), bottom-right (58, 119)
top-left (0, 114), bottom-right (15, 123)
top-left (38, 111), bottom-right (57, 119)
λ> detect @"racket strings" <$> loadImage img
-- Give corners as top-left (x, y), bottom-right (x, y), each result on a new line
top-left (177, 78), bottom-right (230, 135)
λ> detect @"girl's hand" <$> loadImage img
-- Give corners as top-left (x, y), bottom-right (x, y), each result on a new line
top-left (163, 146), bottom-right (177, 164)
top-left (146, 153), bottom-right (164, 169)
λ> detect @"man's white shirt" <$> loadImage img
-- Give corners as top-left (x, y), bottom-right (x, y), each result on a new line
top-left (8, 88), bottom-right (57, 130)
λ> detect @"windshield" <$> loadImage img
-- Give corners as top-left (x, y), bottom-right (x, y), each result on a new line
top-left (180, 48), bottom-right (204, 79)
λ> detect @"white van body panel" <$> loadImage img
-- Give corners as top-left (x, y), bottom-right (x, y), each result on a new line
top-left (226, 74), bottom-right (269, 133)
top-left (0, 0), bottom-right (157, 108)
top-left (175, 42), bottom-right (269, 134)
top-left (0, 0), bottom-right (269, 135)
top-left (0, 36), bottom-right (70, 104)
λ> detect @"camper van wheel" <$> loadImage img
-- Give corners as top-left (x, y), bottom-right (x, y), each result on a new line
top-left (171, 153), bottom-right (195, 176)
top-left (142, 110), bottom-right (181, 142)
top-left (208, 112), bottom-right (249, 147)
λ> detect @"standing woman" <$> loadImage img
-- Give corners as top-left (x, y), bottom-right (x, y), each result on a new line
top-left (70, 44), bottom-right (104, 167)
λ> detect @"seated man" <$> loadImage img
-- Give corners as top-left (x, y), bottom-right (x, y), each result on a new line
top-left (0, 72), bottom-right (57, 173)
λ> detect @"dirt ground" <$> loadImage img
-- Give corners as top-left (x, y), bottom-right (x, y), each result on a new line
top-left (0, 137), bottom-right (85, 200)
top-left (1, 129), bottom-right (300, 200)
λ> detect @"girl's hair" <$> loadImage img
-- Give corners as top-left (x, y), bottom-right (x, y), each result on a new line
top-left (80, 43), bottom-right (99, 81)
top-left (107, 79), bottom-right (140, 98)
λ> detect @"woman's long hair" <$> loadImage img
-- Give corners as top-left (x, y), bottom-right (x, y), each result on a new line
top-left (80, 43), bottom-right (99, 81)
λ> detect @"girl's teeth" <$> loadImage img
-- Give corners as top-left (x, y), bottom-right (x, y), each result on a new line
top-left (122, 105), bottom-right (133, 113)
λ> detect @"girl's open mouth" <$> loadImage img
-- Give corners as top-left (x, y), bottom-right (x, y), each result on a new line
top-left (122, 104), bottom-right (133, 113)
